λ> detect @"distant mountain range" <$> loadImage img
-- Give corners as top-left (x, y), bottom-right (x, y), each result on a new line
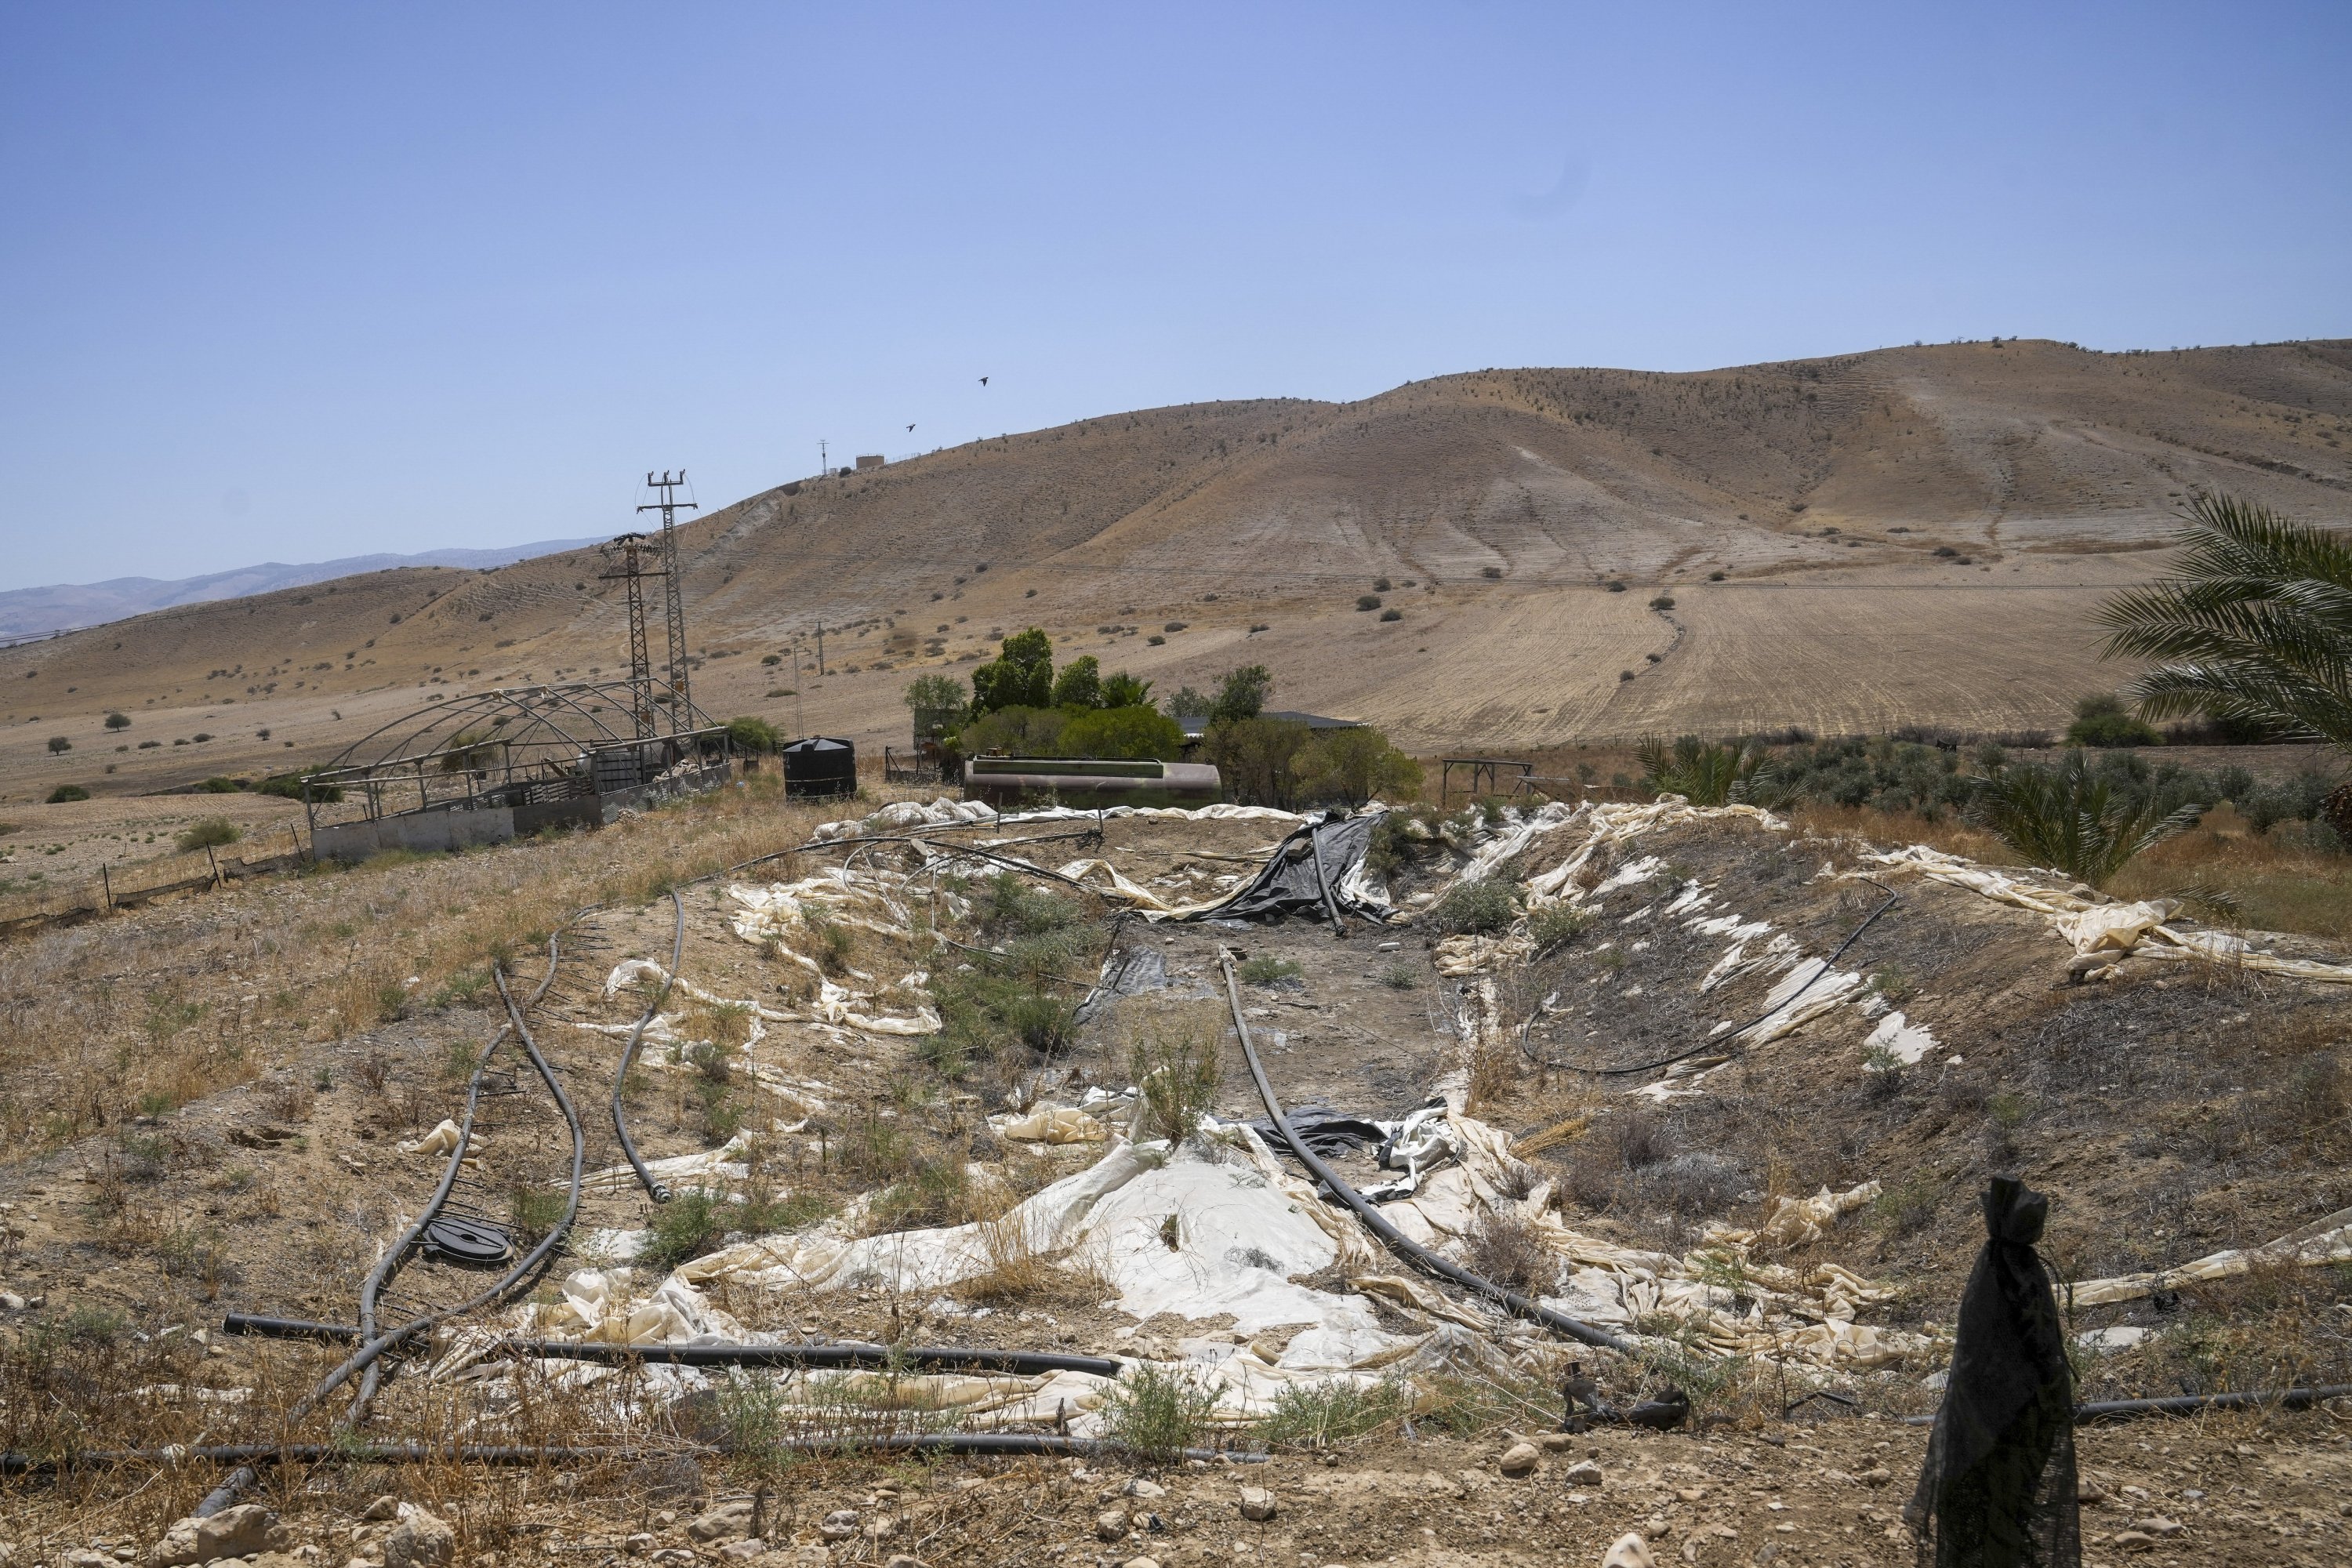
top-left (0, 538), bottom-right (603, 639)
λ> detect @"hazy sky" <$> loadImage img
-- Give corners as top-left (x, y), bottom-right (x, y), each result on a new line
top-left (3, 2), bottom-right (2347, 591)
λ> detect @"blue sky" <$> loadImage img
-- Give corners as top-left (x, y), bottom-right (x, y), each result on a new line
top-left (2, 2), bottom-right (2347, 590)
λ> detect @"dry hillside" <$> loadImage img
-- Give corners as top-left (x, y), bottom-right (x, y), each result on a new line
top-left (5, 339), bottom-right (2351, 808)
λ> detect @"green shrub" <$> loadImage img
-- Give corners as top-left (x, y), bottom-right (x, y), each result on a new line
top-left (1236, 955), bottom-right (1301, 985)
top-left (1293, 725), bottom-right (1422, 806)
top-left (956, 703), bottom-right (1067, 757)
top-left (724, 716), bottom-right (781, 754)
top-left (198, 776), bottom-right (242, 793)
top-left (1381, 964), bottom-right (1418, 989)
top-left (1428, 878), bottom-right (1519, 936)
top-left (1526, 902), bottom-right (1595, 952)
top-left (1203, 715), bottom-right (1310, 808)
top-left (2064, 693), bottom-right (2162, 749)
top-left (45, 735), bottom-right (70, 754)
top-left (637, 1189), bottom-right (728, 1272)
top-left (1258, 1377), bottom-right (1405, 1450)
top-left (1050, 655), bottom-right (1105, 710)
top-left (104, 712), bottom-right (129, 731)
top-left (1133, 1030), bottom-right (1221, 1147)
top-left (45, 784), bottom-right (89, 803)
top-left (1101, 1363), bottom-right (1222, 1462)
top-left (175, 817), bottom-right (241, 853)
top-left (1356, 594), bottom-right (1382, 612)
top-left (1060, 704), bottom-right (1184, 760)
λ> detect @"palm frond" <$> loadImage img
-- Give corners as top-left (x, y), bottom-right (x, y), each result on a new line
top-left (2096, 492), bottom-right (2352, 751)
top-left (1969, 755), bottom-right (2200, 888)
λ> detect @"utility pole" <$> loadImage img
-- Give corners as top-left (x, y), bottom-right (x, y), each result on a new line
top-left (816, 619), bottom-right (826, 676)
top-left (789, 645), bottom-right (805, 737)
top-left (637, 470), bottom-right (698, 735)
top-left (598, 532), bottom-right (662, 739)
top-left (819, 440), bottom-right (828, 477)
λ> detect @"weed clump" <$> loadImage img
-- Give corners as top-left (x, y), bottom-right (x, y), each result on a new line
top-left (1133, 1029), bottom-right (1221, 1147)
top-left (1258, 1377), bottom-right (1405, 1450)
top-left (1428, 878), bottom-right (1519, 936)
top-left (1236, 954), bottom-right (1301, 985)
top-left (1101, 1363), bottom-right (1221, 1462)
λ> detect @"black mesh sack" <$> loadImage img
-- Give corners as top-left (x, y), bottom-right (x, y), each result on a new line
top-left (1907, 1176), bottom-right (2079, 1568)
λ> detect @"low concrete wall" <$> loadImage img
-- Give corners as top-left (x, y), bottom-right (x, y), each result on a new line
top-left (312, 764), bottom-right (728, 862)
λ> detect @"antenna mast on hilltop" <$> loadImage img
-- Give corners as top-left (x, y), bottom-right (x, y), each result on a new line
top-left (597, 532), bottom-right (664, 739)
top-left (637, 470), bottom-right (699, 734)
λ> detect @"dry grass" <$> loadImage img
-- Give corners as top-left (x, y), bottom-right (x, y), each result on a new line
top-left (0, 774), bottom-right (857, 1154)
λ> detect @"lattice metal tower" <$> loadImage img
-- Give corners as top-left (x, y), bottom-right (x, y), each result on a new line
top-left (597, 532), bottom-right (662, 738)
top-left (637, 470), bottom-right (698, 735)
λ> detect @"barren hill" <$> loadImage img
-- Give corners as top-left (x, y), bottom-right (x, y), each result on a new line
top-left (5, 338), bottom-right (2351, 804)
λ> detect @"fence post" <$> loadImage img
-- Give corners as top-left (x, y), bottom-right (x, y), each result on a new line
top-left (206, 844), bottom-right (221, 888)
top-left (100, 862), bottom-right (113, 913)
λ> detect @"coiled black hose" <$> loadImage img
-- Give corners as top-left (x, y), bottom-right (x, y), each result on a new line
top-left (1215, 949), bottom-right (1632, 1355)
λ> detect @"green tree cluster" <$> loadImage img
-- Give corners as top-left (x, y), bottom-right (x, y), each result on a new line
top-left (921, 630), bottom-right (1173, 759)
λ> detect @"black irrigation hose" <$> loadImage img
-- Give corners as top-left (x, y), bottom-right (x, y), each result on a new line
top-left (5, 1444), bottom-right (696, 1478)
top-left (195, 948), bottom-right (592, 1519)
top-left (4, 1432), bottom-right (1265, 1479)
top-left (1896, 1383), bottom-right (2352, 1427)
top-left (612, 889), bottom-right (687, 1203)
top-left (1215, 949), bottom-right (1632, 1356)
top-left (1519, 880), bottom-right (1899, 1079)
top-left (220, 1316), bottom-right (1123, 1377)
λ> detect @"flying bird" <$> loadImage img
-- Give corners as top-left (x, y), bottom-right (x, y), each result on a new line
top-left (978, 376), bottom-right (989, 387)
top-left (906, 423), bottom-right (916, 431)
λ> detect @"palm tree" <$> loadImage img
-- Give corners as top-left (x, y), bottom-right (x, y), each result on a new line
top-left (2097, 491), bottom-right (2352, 745)
top-left (2097, 490), bottom-right (2352, 836)
top-left (1969, 755), bottom-right (2201, 889)
top-left (1639, 735), bottom-right (1790, 808)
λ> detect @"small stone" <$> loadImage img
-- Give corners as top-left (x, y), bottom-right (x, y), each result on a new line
top-left (1096, 1511), bottom-right (1130, 1544)
top-left (150, 1506), bottom-right (291, 1568)
top-left (2077, 1477), bottom-right (2107, 1504)
top-left (649, 1552), bottom-right (695, 1567)
top-left (1237, 1486), bottom-right (1278, 1523)
top-left (782, 1551), bottom-right (826, 1567)
top-left (383, 1508), bottom-right (456, 1568)
top-left (1534, 1432), bottom-right (1578, 1452)
top-left (1600, 1533), bottom-right (1653, 1568)
top-left (1561, 1460), bottom-right (1604, 1487)
top-left (1855, 1466), bottom-right (1893, 1488)
top-left (818, 1511), bottom-right (859, 1543)
top-left (686, 1503), bottom-right (757, 1544)
top-left (2132, 1517), bottom-right (2183, 1538)
top-left (863, 1516), bottom-right (899, 1542)
top-left (2110, 1530), bottom-right (2156, 1553)
top-left (880, 1557), bottom-right (929, 1568)
top-left (361, 1501), bottom-right (398, 1526)
top-left (719, 1544), bottom-right (764, 1563)
top-left (1497, 1443), bottom-right (1541, 1479)
top-left (1124, 1479), bottom-right (1166, 1500)
top-left (1121, 1559), bottom-right (1162, 1568)
top-left (623, 1537), bottom-right (653, 1557)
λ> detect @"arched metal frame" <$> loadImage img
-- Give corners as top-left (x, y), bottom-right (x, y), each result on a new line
top-left (301, 679), bottom-right (731, 830)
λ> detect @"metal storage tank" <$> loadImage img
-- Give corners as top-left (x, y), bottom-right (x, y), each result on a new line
top-left (781, 735), bottom-right (858, 799)
top-left (963, 756), bottom-right (1220, 808)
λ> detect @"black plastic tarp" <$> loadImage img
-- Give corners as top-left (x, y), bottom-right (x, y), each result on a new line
top-left (1185, 810), bottom-right (1390, 924)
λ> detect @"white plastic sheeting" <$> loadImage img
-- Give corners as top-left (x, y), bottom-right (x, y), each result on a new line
top-left (1865, 845), bottom-right (2352, 983)
top-left (2066, 1204), bottom-right (2352, 1306)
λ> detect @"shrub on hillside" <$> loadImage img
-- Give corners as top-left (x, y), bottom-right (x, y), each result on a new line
top-left (46, 784), bottom-right (89, 803)
top-left (176, 818), bottom-right (241, 854)
top-left (2064, 693), bottom-right (2163, 749)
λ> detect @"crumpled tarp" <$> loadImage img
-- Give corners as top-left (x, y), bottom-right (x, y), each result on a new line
top-left (2064, 1203), bottom-right (2352, 1306)
top-left (1867, 845), bottom-right (2352, 983)
top-left (1178, 810), bottom-right (1394, 925)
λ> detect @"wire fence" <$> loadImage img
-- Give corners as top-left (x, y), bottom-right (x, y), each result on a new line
top-left (0, 825), bottom-right (308, 938)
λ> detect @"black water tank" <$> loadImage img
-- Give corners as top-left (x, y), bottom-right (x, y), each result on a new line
top-left (781, 735), bottom-right (857, 799)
